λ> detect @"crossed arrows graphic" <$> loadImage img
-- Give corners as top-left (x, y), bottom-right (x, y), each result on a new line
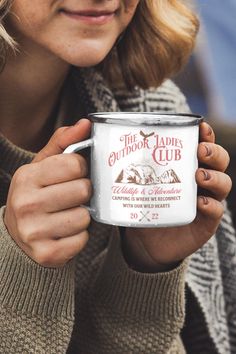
top-left (139, 211), bottom-right (151, 222)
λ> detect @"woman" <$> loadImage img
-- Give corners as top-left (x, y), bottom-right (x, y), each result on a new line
top-left (0, 1), bottom-right (235, 353)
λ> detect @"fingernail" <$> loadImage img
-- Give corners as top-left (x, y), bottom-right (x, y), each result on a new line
top-left (204, 144), bottom-right (212, 157)
top-left (201, 169), bottom-right (211, 181)
top-left (207, 126), bottom-right (213, 136)
top-left (75, 120), bottom-right (81, 125)
top-left (200, 196), bottom-right (209, 205)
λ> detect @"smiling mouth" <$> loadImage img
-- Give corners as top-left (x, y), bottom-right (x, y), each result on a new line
top-left (59, 8), bottom-right (117, 25)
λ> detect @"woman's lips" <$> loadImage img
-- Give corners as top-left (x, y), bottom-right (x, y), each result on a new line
top-left (60, 9), bottom-right (116, 25)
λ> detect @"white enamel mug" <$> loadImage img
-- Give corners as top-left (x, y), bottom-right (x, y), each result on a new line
top-left (64, 113), bottom-right (203, 227)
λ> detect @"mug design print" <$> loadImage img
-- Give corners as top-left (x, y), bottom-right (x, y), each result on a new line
top-left (108, 130), bottom-right (183, 167)
top-left (108, 129), bottom-right (184, 224)
top-left (116, 164), bottom-right (181, 185)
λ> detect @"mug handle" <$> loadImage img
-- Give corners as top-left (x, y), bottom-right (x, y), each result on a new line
top-left (63, 138), bottom-right (95, 215)
top-left (63, 138), bottom-right (94, 154)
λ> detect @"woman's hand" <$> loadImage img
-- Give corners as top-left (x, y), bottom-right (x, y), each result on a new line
top-left (4, 119), bottom-right (92, 268)
top-left (123, 122), bottom-right (232, 272)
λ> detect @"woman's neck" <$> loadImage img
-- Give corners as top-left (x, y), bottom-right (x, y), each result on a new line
top-left (0, 38), bottom-right (70, 151)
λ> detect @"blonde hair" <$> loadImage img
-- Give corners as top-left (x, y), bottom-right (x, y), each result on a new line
top-left (0, 0), bottom-right (199, 88)
top-left (0, 0), bottom-right (14, 70)
top-left (101, 0), bottom-right (199, 89)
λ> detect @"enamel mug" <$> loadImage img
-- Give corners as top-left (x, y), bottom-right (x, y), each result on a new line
top-left (64, 113), bottom-right (203, 227)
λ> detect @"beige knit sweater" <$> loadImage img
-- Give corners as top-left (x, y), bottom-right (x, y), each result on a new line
top-left (0, 206), bottom-right (187, 353)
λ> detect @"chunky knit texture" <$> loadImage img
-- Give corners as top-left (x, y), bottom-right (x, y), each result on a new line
top-left (0, 67), bottom-right (235, 353)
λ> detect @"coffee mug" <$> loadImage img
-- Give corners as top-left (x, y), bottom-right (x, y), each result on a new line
top-left (64, 113), bottom-right (203, 227)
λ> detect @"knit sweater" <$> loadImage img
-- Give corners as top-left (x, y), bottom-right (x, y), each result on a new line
top-left (0, 67), bottom-right (235, 354)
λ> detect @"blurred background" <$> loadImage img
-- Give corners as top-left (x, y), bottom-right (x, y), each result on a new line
top-left (175, 0), bottom-right (236, 227)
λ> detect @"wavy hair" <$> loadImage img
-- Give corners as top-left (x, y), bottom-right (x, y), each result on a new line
top-left (102, 0), bottom-right (199, 89)
top-left (0, 0), bottom-right (199, 88)
top-left (0, 0), bottom-right (14, 70)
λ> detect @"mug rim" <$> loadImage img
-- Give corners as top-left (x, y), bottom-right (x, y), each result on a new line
top-left (88, 112), bottom-right (204, 126)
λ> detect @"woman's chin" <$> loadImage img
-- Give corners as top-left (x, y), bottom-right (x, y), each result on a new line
top-left (68, 56), bottom-right (107, 68)
top-left (56, 43), bottom-right (113, 68)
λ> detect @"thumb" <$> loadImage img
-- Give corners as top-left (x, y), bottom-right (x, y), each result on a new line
top-left (33, 119), bottom-right (91, 163)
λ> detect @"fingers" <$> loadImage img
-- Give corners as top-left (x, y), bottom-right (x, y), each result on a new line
top-left (35, 153), bottom-right (88, 186)
top-left (5, 119), bottom-right (93, 268)
top-left (199, 122), bottom-right (215, 143)
top-left (18, 206), bottom-right (91, 246)
top-left (196, 196), bottom-right (224, 232)
top-left (44, 207), bottom-right (91, 240)
top-left (41, 178), bottom-right (92, 212)
top-left (196, 168), bottom-right (232, 201)
top-left (198, 142), bottom-right (230, 172)
top-left (23, 207), bottom-right (91, 267)
top-left (33, 119), bottom-right (91, 163)
top-left (31, 231), bottom-right (89, 268)
top-left (55, 232), bottom-right (90, 266)
top-left (197, 121), bottom-right (232, 203)
top-left (192, 196), bottom-right (224, 246)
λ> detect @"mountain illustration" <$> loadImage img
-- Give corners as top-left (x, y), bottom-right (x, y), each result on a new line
top-left (156, 169), bottom-right (181, 184)
top-left (116, 164), bottom-right (181, 185)
top-left (116, 164), bottom-right (157, 185)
